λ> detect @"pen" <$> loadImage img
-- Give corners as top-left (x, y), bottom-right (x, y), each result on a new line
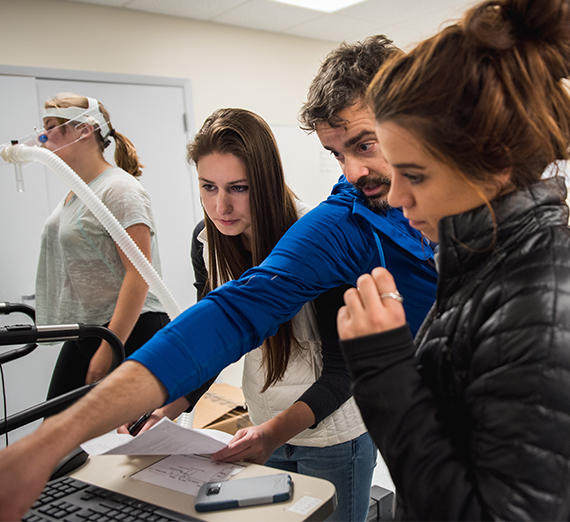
top-left (128, 412), bottom-right (152, 436)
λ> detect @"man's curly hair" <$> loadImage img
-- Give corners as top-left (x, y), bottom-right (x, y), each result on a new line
top-left (299, 35), bottom-right (400, 132)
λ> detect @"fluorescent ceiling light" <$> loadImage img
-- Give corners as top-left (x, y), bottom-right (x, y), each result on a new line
top-left (270, 0), bottom-right (365, 13)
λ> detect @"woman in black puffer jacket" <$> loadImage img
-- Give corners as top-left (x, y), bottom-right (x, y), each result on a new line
top-left (337, 0), bottom-right (570, 519)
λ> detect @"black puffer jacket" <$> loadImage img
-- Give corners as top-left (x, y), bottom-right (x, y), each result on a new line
top-left (341, 177), bottom-right (570, 520)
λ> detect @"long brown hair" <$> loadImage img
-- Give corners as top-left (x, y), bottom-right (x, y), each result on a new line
top-left (367, 0), bottom-right (570, 190)
top-left (44, 92), bottom-right (144, 177)
top-left (187, 108), bottom-right (299, 391)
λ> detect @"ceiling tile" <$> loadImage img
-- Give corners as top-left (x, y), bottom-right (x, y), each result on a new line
top-left (284, 12), bottom-right (381, 42)
top-left (430, 0), bottom-right (475, 28)
top-left (336, 0), bottom-right (476, 48)
top-left (127, 0), bottom-right (250, 20)
top-left (339, 0), bottom-right (469, 25)
top-left (212, 0), bottom-right (323, 32)
top-left (58, 0), bottom-right (483, 46)
top-left (63, 0), bottom-right (129, 6)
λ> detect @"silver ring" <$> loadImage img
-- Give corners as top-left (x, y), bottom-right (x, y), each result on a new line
top-left (380, 291), bottom-right (404, 303)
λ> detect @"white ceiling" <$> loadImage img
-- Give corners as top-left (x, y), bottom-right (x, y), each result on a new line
top-left (62, 0), bottom-right (478, 49)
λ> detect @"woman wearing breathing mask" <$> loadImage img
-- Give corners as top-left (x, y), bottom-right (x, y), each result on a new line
top-left (37, 93), bottom-right (168, 400)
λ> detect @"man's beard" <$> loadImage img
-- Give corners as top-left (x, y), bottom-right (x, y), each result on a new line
top-left (354, 175), bottom-right (391, 212)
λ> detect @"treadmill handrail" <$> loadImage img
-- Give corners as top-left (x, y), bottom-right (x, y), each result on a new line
top-left (0, 324), bottom-right (125, 434)
top-left (0, 301), bottom-right (35, 322)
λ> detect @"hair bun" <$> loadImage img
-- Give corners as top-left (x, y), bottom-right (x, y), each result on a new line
top-left (466, 0), bottom-right (570, 79)
top-left (465, 2), bottom-right (515, 51)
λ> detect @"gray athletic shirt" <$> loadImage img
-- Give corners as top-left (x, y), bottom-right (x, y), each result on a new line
top-left (35, 167), bottom-right (164, 326)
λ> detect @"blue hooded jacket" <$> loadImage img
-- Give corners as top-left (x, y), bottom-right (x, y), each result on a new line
top-left (130, 176), bottom-right (438, 402)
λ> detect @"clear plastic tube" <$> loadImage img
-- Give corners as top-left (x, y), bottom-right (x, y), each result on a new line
top-left (14, 163), bottom-right (24, 192)
top-left (1, 143), bottom-right (181, 320)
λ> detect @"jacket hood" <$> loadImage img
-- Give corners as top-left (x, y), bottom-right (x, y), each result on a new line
top-left (330, 174), bottom-right (434, 262)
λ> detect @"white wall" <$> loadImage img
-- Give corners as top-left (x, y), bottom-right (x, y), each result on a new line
top-left (0, 0), bottom-right (335, 130)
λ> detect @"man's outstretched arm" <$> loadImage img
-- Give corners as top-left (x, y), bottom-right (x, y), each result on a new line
top-left (0, 360), bottom-right (167, 521)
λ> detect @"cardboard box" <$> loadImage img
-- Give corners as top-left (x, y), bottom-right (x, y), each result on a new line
top-left (192, 383), bottom-right (252, 436)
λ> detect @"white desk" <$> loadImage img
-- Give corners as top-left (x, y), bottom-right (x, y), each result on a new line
top-left (70, 454), bottom-right (337, 521)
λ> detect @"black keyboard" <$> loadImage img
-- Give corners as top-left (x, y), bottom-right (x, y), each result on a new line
top-left (24, 476), bottom-right (199, 522)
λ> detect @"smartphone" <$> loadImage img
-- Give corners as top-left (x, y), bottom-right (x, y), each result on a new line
top-left (194, 473), bottom-right (293, 512)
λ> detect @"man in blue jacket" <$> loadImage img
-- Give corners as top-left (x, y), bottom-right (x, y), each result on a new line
top-left (0, 35), bottom-right (437, 520)
top-left (130, 35), bottom-right (436, 401)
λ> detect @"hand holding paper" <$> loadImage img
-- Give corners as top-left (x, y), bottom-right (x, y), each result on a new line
top-left (81, 418), bottom-right (232, 456)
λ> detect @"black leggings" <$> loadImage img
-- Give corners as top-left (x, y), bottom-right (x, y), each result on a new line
top-left (46, 311), bottom-right (170, 401)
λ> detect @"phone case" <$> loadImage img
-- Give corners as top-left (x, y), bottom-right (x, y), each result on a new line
top-left (194, 473), bottom-right (293, 512)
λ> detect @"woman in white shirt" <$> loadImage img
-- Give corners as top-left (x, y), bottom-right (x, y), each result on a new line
top-left (36, 93), bottom-right (168, 401)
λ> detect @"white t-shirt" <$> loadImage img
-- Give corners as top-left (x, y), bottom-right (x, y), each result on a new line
top-left (35, 167), bottom-right (164, 326)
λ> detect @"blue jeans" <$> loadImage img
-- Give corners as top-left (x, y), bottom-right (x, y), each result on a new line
top-left (265, 432), bottom-right (376, 522)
